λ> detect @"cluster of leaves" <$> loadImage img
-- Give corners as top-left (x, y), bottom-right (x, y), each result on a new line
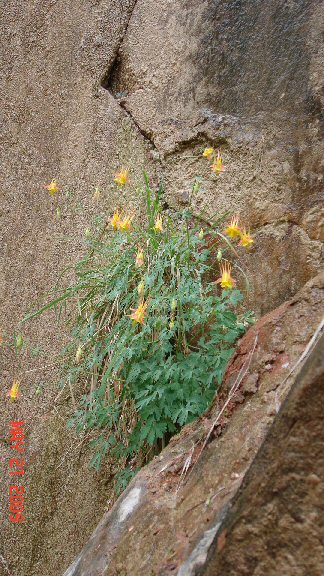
top-left (26, 174), bottom-right (254, 492)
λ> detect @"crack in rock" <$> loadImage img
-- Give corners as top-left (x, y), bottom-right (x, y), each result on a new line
top-left (100, 0), bottom-right (158, 153)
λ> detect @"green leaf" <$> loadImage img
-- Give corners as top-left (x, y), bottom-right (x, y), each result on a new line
top-left (229, 290), bottom-right (244, 306)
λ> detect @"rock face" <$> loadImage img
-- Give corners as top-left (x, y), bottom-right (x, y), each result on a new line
top-left (105, 0), bottom-right (324, 315)
top-left (63, 273), bottom-right (324, 576)
top-left (0, 3), bottom-right (151, 576)
top-left (0, 1), bottom-right (323, 575)
top-left (204, 336), bottom-right (324, 576)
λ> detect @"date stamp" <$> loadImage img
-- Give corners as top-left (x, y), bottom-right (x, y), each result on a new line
top-left (9, 421), bottom-right (25, 522)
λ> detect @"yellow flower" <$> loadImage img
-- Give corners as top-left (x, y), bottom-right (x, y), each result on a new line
top-left (239, 228), bottom-right (254, 247)
top-left (129, 300), bottom-right (148, 325)
top-left (203, 147), bottom-right (214, 159)
top-left (225, 215), bottom-right (240, 238)
top-left (211, 151), bottom-right (225, 174)
top-left (215, 261), bottom-right (236, 290)
top-left (114, 168), bottom-right (129, 186)
top-left (118, 214), bottom-right (133, 232)
top-left (110, 209), bottom-right (121, 230)
top-left (135, 248), bottom-right (144, 268)
top-left (46, 179), bottom-right (59, 196)
top-left (7, 379), bottom-right (20, 401)
top-left (92, 187), bottom-right (101, 202)
top-left (154, 214), bottom-right (163, 233)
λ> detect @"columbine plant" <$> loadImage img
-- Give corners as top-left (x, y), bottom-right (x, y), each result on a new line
top-left (26, 164), bottom-right (255, 493)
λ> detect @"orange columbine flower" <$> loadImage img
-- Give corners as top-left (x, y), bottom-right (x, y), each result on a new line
top-left (46, 180), bottom-right (59, 196)
top-left (118, 214), bottom-right (133, 232)
top-left (215, 261), bottom-right (236, 290)
top-left (225, 215), bottom-right (240, 238)
top-left (111, 209), bottom-right (121, 230)
top-left (211, 151), bottom-right (225, 174)
top-left (154, 214), bottom-right (163, 233)
top-left (135, 248), bottom-right (144, 267)
top-left (239, 228), bottom-right (254, 247)
top-left (203, 147), bottom-right (214, 159)
top-left (129, 300), bottom-right (148, 325)
top-left (114, 168), bottom-right (129, 186)
top-left (7, 379), bottom-right (20, 401)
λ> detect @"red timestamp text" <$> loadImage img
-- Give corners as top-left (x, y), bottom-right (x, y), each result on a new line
top-left (9, 421), bottom-right (25, 523)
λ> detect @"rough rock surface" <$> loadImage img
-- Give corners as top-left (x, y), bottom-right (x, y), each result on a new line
top-left (204, 336), bottom-right (324, 576)
top-left (106, 0), bottom-right (324, 314)
top-left (1, 1), bottom-right (323, 575)
top-left (63, 273), bottom-right (324, 576)
top-left (0, 2), bottom-right (152, 576)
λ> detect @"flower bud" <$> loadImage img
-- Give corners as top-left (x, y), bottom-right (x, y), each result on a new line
top-left (85, 228), bottom-right (91, 239)
top-left (137, 281), bottom-right (145, 300)
top-left (154, 214), bottom-right (163, 233)
top-left (198, 228), bottom-right (204, 240)
top-left (92, 187), bottom-right (101, 202)
top-left (217, 249), bottom-right (222, 261)
top-left (135, 248), bottom-right (144, 268)
top-left (192, 179), bottom-right (200, 194)
top-left (75, 345), bottom-right (83, 364)
top-left (171, 298), bottom-right (177, 311)
top-left (16, 334), bottom-right (23, 350)
top-left (169, 320), bottom-right (175, 329)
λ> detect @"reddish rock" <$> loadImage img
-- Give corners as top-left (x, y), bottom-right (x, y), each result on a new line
top-left (63, 274), bottom-right (324, 576)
